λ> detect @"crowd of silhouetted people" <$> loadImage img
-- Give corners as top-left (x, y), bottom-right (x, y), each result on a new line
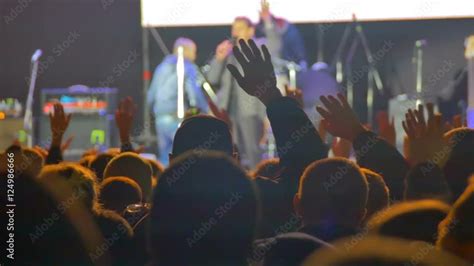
top-left (2, 40), bottom-right (474, 266)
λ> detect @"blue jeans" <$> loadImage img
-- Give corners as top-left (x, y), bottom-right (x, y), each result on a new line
top-left (155, 115), bottom-right (180, 166)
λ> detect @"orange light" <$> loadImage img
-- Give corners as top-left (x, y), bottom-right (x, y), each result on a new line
top-left (0, 112), bottom-right (5, 120)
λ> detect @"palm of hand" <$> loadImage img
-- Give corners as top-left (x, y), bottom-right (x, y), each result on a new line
top-left (403, 104), bottom-right (447, 166)
top-left (226, 39), bottom-right (279, 104)
top-left (317, 94), bottom-right (365, 141)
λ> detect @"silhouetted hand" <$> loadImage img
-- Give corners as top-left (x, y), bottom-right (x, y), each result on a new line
top-left (49, 102), bottom-right (72, 147)
top-left (402, 103), bottom-right (447, 166)
top-left (227, 39), bottom-right (282, 106)
top-left (115, 97), bottom-right (136, 143)
top-left (316, 94), bottom-right (366, 141)
top-left (377, 111), bottom-right (396, 147)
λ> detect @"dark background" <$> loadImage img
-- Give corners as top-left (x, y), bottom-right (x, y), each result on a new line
top-left (1, 0), bottom-right (473, 129)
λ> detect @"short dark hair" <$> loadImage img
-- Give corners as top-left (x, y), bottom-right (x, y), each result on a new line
top-left (297, 158), bottom-right (368, 225)
top-left (100, 176), bottom-right (142, 214)
top-left (368, 199), bottom-right (449, 244)
top-left (405, 162), bottom-right (451, 202)
top-left (89, 152), bottom-right (116, 182)
top-left (362, 168), bottom-right (389, 220)
top-left (171, 115), bottom-right (233, 157)
top-left (443, 127), bottom-right (474, 201)
top-left (437, 183), bottom-right (474, 262)
top-left (150, 151), bottom-right (259, 265)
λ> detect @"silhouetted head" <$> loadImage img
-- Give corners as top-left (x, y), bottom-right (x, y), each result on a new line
top-left (7, 173), bottom-right (101, 265)
top-left (147, 159), bottom-right (164, 185)
top-left (21, 148), bottom-right (44, 176)
top-left (103, 152), bottom-right (152, 202)
top-left (405, 162), bottom-right (451, 202)
top-left (78, 154), bottom-right (95, 168)
top-left (171, 115), bottom-right (233, 160)
top-left (100, 176), bottom-right (142, 214)
top-left (251, 158), bottom-right (281, 180)
top-left (259, 232), bottom-right (334, 266)
top-left (361, 168), bottom-right (389, 222)
top-left (443, 127), bottom-right (474, 201)
top-left (437, 183), bottom-right (474, 263)
top-left (39, 163), bottom-right (99, 211)
top-left (302, 235), bottom-right (468, 266)
top-left (294, 158), bottom-right (368, 229)
top-left (150, 151), bottom-right (259, 265)
top-left (89, 152), bottom-right (116, 182)
top-left (368, 199), bottom-right (449, 244)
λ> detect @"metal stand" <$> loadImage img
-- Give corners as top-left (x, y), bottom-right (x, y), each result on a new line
top-left (24, 51), bottom-right (42, 147)
top-left (331, 15), bottom-right (384, 124)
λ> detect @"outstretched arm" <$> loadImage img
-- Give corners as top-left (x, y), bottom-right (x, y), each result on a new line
top-left (316, 94), bottom-right (409, 201)
top-left (46, 102), bottom-right (71, 164)
top-left (227, 39), bottom-right (327, 171)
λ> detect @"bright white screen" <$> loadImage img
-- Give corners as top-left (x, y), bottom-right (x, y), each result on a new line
top-left (141, 0), bottom-right (474, 27)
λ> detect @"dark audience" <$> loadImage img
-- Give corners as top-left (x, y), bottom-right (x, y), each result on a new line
top-left (100, 176), bottom-right (143, 214)
top-left (2, 39), bottom-right (474, 266)
top-left (361, 168), bottom-right (390, 222)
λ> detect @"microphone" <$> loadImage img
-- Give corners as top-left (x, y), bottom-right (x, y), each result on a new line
top-left (31, 49), bottom-right (43, 62)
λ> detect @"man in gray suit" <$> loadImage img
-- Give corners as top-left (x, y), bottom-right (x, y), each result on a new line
top-left (206, 17), bottom-right (272, 168)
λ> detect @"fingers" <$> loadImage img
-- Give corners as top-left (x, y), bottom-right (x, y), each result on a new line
top-left (327, 95), bottom-right (341, 109)
top-left (261, 44), bottom-right (272, 66)
top-left (226, 64), bottom-right (245, 87)
top-left (238, 39), bottom-right (255, 61)
top-left (414, 104), bottom-right (426, 128)
top-left (233, 44), bottom-right (249, 67)
top-left (316, 106), bottom-right (331, 119)
top-left (248, 39), bottom-right (263, 62)
top-left (336, 93), bottom-right (351, 109)
top-left (426, 102), bottom-right (435, 130)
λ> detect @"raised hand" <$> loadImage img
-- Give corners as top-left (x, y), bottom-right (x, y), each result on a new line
top-left (376, 111), bottom-right (396, 147)
top-left (49, 102), bottom-right (72, 147)
top-left (227, 39), bottom-right (282, 106)
top-left (316, 94), bottom-right (366, 141)
top-left (402, 103), bottom-right (447, 166)
top-left (260, 0), bottom-right (271, 21)
top-left (215, 40), bottom-right (233, 61)
top-left (115, 97), bottom-right (137, 143)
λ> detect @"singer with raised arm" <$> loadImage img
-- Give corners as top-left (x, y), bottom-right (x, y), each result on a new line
top-left (257, 0), bottom-right (307, 69)
top-left (147, 37), bottom-right (208, 166)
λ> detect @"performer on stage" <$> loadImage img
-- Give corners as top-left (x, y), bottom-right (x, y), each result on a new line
top-left (147, 37), bottom-right (208, 165)
top-left (206, 17), bottom-right (268, 168)
top-left (256, 0), bottom-right (307, 69)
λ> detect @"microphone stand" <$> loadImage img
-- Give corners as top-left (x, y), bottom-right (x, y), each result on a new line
top-left (24, 53), bottom-right (41, 147)
top-left (354, 21), bottom-right (384, 125)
